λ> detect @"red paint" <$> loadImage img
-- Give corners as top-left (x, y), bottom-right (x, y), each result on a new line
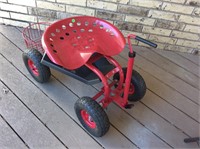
top-left (127, 34), bottom-right (136, 53)
top-left (89, 34), bottom-right (137, 108)
top-left (81, 110), bottom-right (96, 129)
top-left (42, 16), bottom-right (126, 70)
top-left (28, 59), bottom-right (39, 76)
top-left (123, 57), bottom-right (134, 106)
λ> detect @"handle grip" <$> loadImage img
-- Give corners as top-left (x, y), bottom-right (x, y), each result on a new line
top-left (135, 36), bottom-right (157, 48)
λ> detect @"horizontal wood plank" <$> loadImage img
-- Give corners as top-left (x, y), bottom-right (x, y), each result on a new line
top-left (152, 49), bottom-right (200, 77)
top-left (176, 52), bottom-right (200, 66)
top-left (0, 115), bottom-right (28, 149)
top-left (107, 104), bottom-right (170, 148)
top-left (133, 46), bottom-right (199, 89)
top-left (0, 74), bottom-right (66, 149)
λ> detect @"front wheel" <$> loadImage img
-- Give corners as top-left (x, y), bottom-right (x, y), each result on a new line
top-left (74, 97), bottom-right (110, 137)
top-left (23, 49), bottom-right (51, 83)
top-left (113, 68), bottom-right (146, 102)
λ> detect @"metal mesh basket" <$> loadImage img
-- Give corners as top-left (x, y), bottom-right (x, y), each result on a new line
top-left (22, 22), bottom-right (50, 53)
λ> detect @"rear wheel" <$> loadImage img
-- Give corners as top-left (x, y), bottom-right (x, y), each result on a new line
top-left (23, 49), bottom-right (51, 83)
top-left (74, 97), bottom-right (110, 137)
top-left (113, 68), bottom-right (146, 102)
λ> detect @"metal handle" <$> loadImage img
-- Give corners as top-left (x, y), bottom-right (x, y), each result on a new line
top-left (135, 36), bottom-right (157, 48)
top-left (127, 34), bottom-right (157, 53)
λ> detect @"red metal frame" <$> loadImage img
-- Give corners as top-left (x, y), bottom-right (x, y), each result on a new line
top-left (85, 33), bottom-right (136, 108)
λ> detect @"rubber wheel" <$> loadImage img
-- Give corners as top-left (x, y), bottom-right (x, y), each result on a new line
top-left (74, 97), bottom-right (110, 137)
top-left (23, 49), bottom-right (51, 83)
top-left (113, 67), bottom-right (146, 102)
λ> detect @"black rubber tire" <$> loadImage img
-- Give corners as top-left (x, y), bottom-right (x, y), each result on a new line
top-left (23, 49), bottom-right (51, 83)
top-left (74, 97), bottom-right (110, 137)
top-left (113, 67), bottom-right (146, 102)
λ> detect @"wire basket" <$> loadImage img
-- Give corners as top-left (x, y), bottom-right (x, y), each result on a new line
top-left (22, 22), bottom-right (50, 53)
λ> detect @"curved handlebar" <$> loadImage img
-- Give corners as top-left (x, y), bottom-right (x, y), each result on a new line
top-left (135, 36), bottom-right (157, 48)
top-left (127, 34), bottom-right (157, 53)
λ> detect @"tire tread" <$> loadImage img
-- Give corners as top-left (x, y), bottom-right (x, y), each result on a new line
top-left (23, 49), bottom-right (51, 83)
top-left (75, 97), bottom-right (110, 137)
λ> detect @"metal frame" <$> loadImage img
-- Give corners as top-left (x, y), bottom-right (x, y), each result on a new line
top-left (40, 34), bottom-right (137, 109)
top-left (84, 35), bottom-right (136, 108)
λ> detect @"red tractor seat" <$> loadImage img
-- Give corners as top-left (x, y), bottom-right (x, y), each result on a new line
top-left (42, 16), bottom-right (126, 70)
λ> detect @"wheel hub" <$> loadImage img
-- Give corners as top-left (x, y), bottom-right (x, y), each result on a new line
top-left (28, 59), bottom-right (39, 76)
top-left (81, 110), bottom-right (96, 129)
top-left (129, 84), bottom-right (135, 94)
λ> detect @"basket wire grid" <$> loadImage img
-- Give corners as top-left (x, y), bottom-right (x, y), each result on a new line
top-left (22, 22), bottom-right (50, 53)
